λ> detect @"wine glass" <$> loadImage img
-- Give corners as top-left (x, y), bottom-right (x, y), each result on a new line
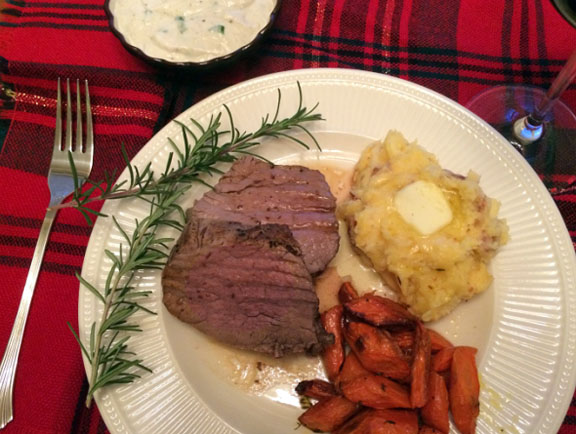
top-left (466, 6), bottom-right (576, 194)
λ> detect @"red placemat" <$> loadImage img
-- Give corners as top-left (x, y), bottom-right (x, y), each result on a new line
top-left (0, 0), bottom-right (575, 433)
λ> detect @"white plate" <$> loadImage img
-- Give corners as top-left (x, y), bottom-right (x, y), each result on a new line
top-left (79, 68), bottom-right (576, 434)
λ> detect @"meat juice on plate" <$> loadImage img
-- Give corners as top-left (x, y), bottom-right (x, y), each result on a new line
top-left (201, 338), bottom-right (325, 406)
top-left (302, 162), bottom-right (398, 305)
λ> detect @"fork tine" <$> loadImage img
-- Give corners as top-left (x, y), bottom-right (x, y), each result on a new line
top-left (64, 79), bottom-right (72, 152)
top-left (53, 78), bottom-right (62, 151)
top-left (84, 80), bottom-right (94, 167)
top-left (75, 79), bottom-right (83, 153)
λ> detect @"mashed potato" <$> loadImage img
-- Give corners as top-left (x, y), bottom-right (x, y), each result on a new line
top-left (338, 131), bottom-right (508, 321)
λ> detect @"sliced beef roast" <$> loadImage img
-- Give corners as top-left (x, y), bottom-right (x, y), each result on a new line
top-left (190, 157), bottom-right (339, 275)
top-left (162, 215), bottom-right (326, 357)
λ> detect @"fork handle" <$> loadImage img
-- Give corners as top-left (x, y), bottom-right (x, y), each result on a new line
top-left (0, 208), bottom-right (57, 429)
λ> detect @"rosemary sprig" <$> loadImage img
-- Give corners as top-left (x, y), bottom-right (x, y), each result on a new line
top-left (52, 85), bottom-right (322, 221)
top-left (68, 84), bottom-right (324, 407)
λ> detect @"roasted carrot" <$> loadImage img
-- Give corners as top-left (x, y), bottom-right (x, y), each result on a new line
top-left (438, 370), bottom-right (451, 391)
top-left (334, 409), bottom-right (419, 434)
top-left (391, 329), bottom-right (415, 354)
top-left (336, 351), bottom-right (372, 388)
top-left (343, 319), bottom-right (411, 381)
top-left (295, 379), bottom-right (338, 400)
top-left (296, 289), bottom-right (481, 434)
top-left (410, 322), bottom-right (431, 408)
top-left (344, 294), bottom-right (418, 327)
top-left (321, 304), bottom-right (345, 382)
top-left (332, 409), bottom-right (370, 434)
top-left (418, 427), bottom-right (444, 434)
top-left (339, 281), bottom-right (360, 304)
top-left (341, 373), bottom-right (411, 409)
top-left (431, 346), bottom-right (455, 372)
top-left (428, 329), bottom-right (454, 352)
top-left (449, 346), bottom-right (480, 434)
top-left (298, 395), bottom-right (358, 433)
top-left (421, 371), bottom-right (450, 434)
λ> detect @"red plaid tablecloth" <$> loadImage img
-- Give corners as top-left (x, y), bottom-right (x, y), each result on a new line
top-left (0, 0), bottom-right (575, 433)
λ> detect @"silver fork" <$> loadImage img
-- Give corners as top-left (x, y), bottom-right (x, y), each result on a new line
top-left (0, 78), bottom-right (94, 429)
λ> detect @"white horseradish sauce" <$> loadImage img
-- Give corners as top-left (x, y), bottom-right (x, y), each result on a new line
top-left (110, 0), bottom-right (277, 63)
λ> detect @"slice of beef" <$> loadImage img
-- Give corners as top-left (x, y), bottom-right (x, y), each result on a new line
top-left (190, 157), bottom-right (339, 275)
top-left (162, 215), bottom-right (326, 357)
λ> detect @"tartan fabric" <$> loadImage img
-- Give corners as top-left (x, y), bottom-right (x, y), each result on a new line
top-left (0, 0), bottom-right (575, 433)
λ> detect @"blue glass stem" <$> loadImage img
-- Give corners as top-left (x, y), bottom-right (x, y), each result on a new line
top-left (531, 48), bottom-right (576, 124)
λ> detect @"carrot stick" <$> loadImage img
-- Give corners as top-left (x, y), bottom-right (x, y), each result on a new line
top-left (298, 395), bottom-right (357, 433)
top-left (334, 409), bottom-right (419, 434)
top-left (332, 408), bottom-right (370, 434)
top-left (418, 427), bottom-right (445, 434)
top-left (336, 351), bottom-right (372, 389)
top-left (344, 294), bottom-right (418, 327)
top-left (421, 371), bottom-right (450, 434)
top-left (410, 323), bottom-right (431, 408)
top-left (341, 373), bottom-right (411, 409)
top-left (321, 304), bottom-right (345, 382)
top-left (431, 347), bottom-right (455, 373)
top-left (449, 346), bottom-right (480, 434)
top-left (428, 329), bottom-right (454, 352)
top-left (339, 281), bottom-right (360, 304)
top-left (295, 379), bottom-right (338, 400)
top-left (391, 329), bottom-right (415, 354)
top-left (343, 319), bottom-right (411, 381)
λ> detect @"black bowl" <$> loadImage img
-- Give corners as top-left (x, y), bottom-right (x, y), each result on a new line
top-left (104, 0), bottom-right (281, 71)
top-left (551, 0), bottom-right (576, 27)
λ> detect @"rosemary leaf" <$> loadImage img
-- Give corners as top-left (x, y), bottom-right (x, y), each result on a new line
top-left (75, 272), bottom-right (106, 304)
top-left (67, 322), bottom-right (91, 362)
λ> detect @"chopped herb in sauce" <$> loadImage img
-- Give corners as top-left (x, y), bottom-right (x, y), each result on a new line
top-left (210, 24), bottom-right (225, 34)
top-left (175, 15), bottom-right (186, 33)
top-left (299, 395), bottom-right (312, 409)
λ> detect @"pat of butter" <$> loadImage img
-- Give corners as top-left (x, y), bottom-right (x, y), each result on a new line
top-left (394, 180), bottom-right (453, 235)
